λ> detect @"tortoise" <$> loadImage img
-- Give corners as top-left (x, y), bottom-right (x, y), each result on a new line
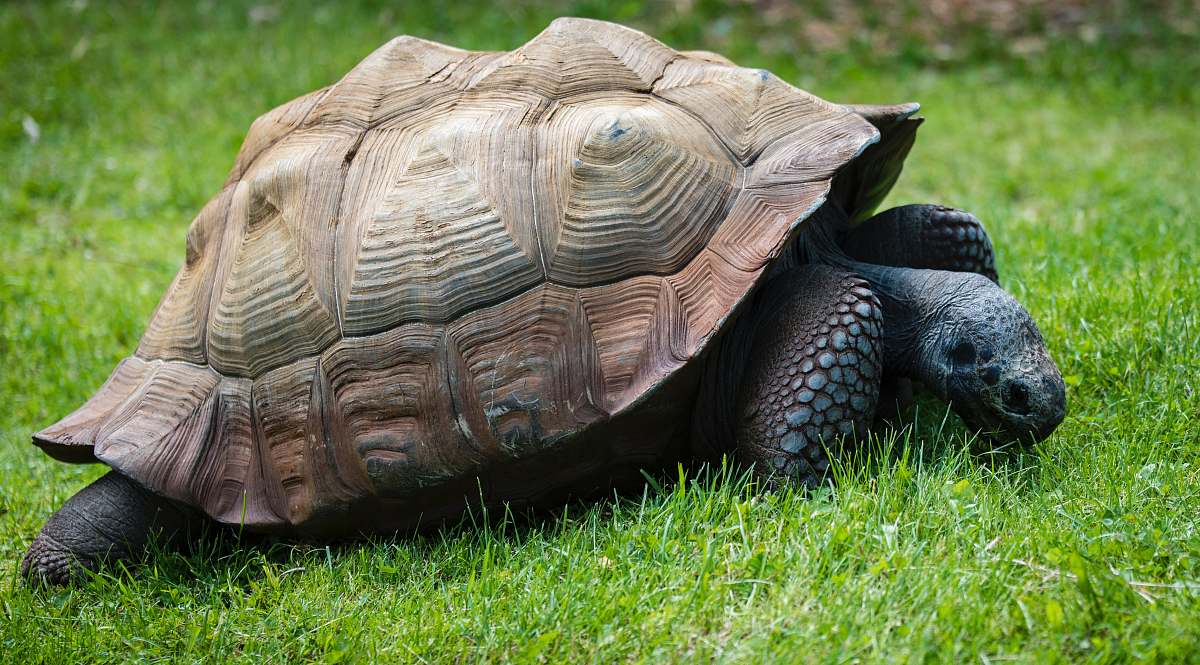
top-left (22, 18), bottom-right (1065, 584)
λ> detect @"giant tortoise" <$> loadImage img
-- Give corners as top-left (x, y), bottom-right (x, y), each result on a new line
top-left (22, 18), bottom-right (1065, 584)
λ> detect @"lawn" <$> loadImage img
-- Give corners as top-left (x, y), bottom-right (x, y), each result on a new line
top-left (1, 1), bottom-right (1198, 662)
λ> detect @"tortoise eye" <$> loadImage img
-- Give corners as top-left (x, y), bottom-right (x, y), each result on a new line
top-left (949, 341), bottom-right (975, 366)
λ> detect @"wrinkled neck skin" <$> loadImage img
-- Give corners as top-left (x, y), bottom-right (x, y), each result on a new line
top-left (847, 264), bottom-right (954, 379)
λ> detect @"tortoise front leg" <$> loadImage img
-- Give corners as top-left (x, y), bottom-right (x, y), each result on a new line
top-left (841, 204), bottom-right (999, 283)
top-left (22, 471), bottom-right (210, 585)
top-left (734, 265), bottom-right (884, 487)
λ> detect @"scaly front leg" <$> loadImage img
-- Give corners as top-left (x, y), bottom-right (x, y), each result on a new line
top-left (842, 204), bottom-right (999, 283)
top-left (734, 265), bottom-right (884, 487)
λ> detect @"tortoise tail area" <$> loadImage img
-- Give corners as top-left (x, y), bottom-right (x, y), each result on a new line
top-left (33, 356), bottom-right (292, 531)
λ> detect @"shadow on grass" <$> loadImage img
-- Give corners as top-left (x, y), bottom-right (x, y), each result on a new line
top-left (9, 393), bottom-right (1048, 598)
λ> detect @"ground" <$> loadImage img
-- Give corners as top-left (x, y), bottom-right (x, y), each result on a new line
top-left (1, 1), bottom-right (1198, 662)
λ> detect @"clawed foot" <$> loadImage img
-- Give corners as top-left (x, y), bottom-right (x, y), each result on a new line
top-left (22, 472), bottom-right (208, 586)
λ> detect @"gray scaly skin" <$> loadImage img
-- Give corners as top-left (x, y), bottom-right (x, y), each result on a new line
top-left (735, 266), bottom-right (884, 486)
top-left (21, 472), bottom-right (208, 586)
top-left (731, 203), bottom-right (1065, 486)
top-left (843, 204), bottom-right (999, 283)
top-left (851, 261), bottom-right (1065, 442)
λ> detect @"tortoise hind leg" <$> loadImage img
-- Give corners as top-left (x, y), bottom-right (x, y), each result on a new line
top-left (22, 471), bottom-right (209, 585)
top-left (735, 265), bottom-right (884, 487)
top-left (841, 204), bottom-right (999, 283)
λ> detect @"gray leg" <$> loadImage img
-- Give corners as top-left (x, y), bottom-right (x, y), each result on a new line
top-left (841, 204), bottom-right (999, 283)
top-left (22, 471), bottom-right (208, 585)
top-left (735, 265), bottom-right (884, 487)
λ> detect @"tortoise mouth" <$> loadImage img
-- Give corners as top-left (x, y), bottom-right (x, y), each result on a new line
top-left (947, 375), bottom-right (1065, 445)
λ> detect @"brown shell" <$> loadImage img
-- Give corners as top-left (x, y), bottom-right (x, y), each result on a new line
top-left (34, 18), bottom-right (884, 533)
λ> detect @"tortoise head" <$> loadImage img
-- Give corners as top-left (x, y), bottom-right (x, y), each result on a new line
top-left (918, 273), bottom-right (1066, 444)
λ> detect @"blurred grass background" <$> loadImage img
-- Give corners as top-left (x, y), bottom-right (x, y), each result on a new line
top-left (1, 1), bottom-right (1198, 662)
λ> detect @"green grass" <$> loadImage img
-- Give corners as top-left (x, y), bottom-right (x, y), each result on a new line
top-left (2, 1), bottom-right (1198, 662)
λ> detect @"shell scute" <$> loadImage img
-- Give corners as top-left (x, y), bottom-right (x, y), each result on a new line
top-left (341, 127), bottom-right (542, 335)
top-left (206, 181), bottom-right (340, 377)
top-left (228, 86), bottom-right (330, 185)
top-left (539, 95), bottom-right (740, 285)
top-left (447, 284), bottom-right (607, 456)
top-left (467, 17), bottom-right (676, 98)
top-left (90, 361), bottom-right (221, 503)
top-left (303, 35), bottom-right (470, 131)
top-left (577, 276), bottom-right (666, 411)
top-left (664, 248), bottom-right (748, 351)
top-left (193, 377), bottom-right (284, 527)
top-left (35, 357), bottom-right (156, 459)
top-left (322, 325), bottom-right (489, 498)
top-left (249, 356), bottom-right (374, 524)
top-left (136, 187), bottom-right (233, 364)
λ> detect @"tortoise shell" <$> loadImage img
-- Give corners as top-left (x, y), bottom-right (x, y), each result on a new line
top-left (34, 18), bottom-right (917, 535)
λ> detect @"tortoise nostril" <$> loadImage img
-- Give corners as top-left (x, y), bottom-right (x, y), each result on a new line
top-left (980, 365), bottom-right (1001, 385)
top-left (1004, 381), bottom-right (1031, 415)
